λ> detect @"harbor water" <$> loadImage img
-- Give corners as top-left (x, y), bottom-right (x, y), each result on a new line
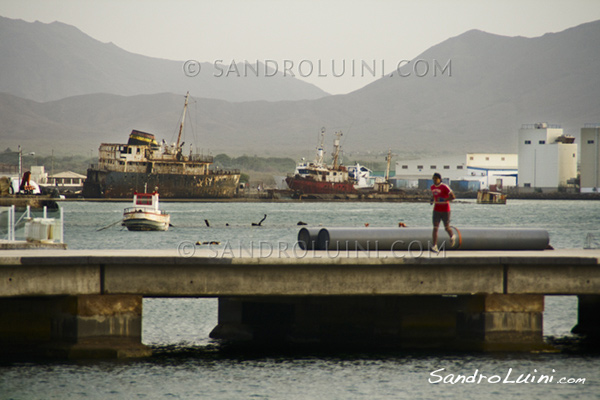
top-left (1, 199), bottom-right (600, 399)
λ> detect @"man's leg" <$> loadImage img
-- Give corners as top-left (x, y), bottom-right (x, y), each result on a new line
top-left (442, 212), bottom-right (456, 246)
top-left (432, 211), bottom-right (441, 252)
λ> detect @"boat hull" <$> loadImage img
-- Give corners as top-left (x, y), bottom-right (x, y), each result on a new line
top-left (476, 190), bottom-right (507, 204)
top-left (83, 169), bottom-right (240, 199)
top-left (285, 176), bottom-right (357, 194)
top-left (122, 211), bottom-right (170, 231)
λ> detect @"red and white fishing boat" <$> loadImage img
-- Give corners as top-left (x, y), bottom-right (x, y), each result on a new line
top-left (285, 129), bottom-right (373, 195)
top-left (122, 191), bottom-right (170, 231)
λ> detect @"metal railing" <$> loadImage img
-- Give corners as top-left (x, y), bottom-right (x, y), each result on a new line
top-left (520, 123), bottom-right (562, 129)
top-left (1, 205), bottom-right (64, 243)
top-left (584, 233), bottom-right (599, 249)
top-left (189, 154), bottom-right (214, 163)
top-left (208, 169), bottom-right (241, 175)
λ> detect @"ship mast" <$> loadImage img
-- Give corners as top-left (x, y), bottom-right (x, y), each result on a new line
top-left (332, 131), bottom-right (343, 170)
top-left (315, 127), bottom-right (326, 166)
top-left (176, 91), bottom-right (190, 149)
top-left (385, 148), bottom-right (392, 181)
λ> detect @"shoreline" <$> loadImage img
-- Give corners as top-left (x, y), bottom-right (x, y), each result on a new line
top-left (54, 192), bottom-right (600, 203)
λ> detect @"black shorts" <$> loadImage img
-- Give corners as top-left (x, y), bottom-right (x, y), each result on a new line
top-left (433, 210), bottom-right (450, 227)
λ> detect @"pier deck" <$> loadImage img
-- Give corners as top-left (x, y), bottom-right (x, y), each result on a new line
top-left (1, 248), bottom-right (599, 296)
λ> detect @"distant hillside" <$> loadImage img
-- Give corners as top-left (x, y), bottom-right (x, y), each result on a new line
top-left (344, 21), bottom-right (600, 153)
top-left (1, 19), bottom-right (599, 158)
top-left (0, 16), bottom-right (329, 102)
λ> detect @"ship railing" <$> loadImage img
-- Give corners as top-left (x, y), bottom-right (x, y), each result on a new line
top-left (208, 168), bottom-right (241, 175)
top-left (189, 154), bottom-right (214, 163)
top-left (521, 123), bottom-right (562, 129)
top-left (124, 207), bottom-right (168, 215)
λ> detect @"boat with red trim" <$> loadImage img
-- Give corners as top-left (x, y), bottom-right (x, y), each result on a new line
top-left (285, 129), bottom-right (373, 195)
top-left (122, 191), bottom-right (170, 231)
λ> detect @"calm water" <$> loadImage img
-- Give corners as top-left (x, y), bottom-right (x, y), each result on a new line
top-left (1, 200), bottom-right (600, 399)
top-left (61, 199), bottom-right (600, 250)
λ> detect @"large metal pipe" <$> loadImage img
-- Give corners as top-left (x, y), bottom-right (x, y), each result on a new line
top-left (450, 227), bottom-right (550, 250)
top-left (297, 227), bottom-right (322, 250)
top-left (309, 227), bottom-right (550, 251)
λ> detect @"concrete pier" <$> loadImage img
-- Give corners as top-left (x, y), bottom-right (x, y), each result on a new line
top-left (0, 294), bottom-right (150, 359)
top-left (455, 294), bottom-right (545, 351)
top-left (0, 249), bottom-right (599, 358)
top-left (572, 295), bottom-right (600, 337)
top-left (210, 294), bottom-right (547, 351)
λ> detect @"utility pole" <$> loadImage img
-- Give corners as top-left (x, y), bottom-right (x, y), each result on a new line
top-left (17, 145), bottom-right (22, 193)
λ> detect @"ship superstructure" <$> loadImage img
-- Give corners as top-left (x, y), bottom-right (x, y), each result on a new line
top-left (83, 93), bottom-right (240, 199)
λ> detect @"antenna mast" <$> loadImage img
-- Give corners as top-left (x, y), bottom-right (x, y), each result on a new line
top-left (332, 131), bottom-right (343, 169)
top-left (315, 127), bottom-right (326, 165)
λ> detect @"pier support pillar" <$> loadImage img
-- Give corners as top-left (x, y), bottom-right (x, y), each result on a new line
top-left (456, 294), bottom-right (546, 351)
top-left (210, 295), bottom-right (547, 351)
top-left (0, 295), bottom-right (150, 359)
top-left (210, 296), bottom-right (459, 347)
top-left (572, 295), bottom-right (600, 337)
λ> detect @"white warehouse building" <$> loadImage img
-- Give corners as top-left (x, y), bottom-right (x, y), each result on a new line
top-left (517, 123), bottom-right (577, 191)
top-left (394, 153), bottom-right (518, 190)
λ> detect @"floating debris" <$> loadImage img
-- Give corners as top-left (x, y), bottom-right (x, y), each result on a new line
top-left (196, 241), bottom-right (221, 245)
top-left (252, 214), bottom-right (267, 226)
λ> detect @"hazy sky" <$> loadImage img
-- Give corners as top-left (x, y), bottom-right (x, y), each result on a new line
top-left (2, 0), bottom-right (600, 94)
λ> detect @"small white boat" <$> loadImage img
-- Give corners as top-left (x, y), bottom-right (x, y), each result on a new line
top-left (122, 191), bottom-right (170, 231)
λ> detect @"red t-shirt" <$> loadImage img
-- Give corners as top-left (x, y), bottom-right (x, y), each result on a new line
top-left (431, 183), bottom-right (452, 212)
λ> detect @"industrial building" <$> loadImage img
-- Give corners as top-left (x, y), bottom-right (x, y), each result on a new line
top-left (394, 153), bottom-right (518, 191)
top-left (517, 123), bottom-right (577, 192)
top-left (580, 124), bottom-right (600, 193)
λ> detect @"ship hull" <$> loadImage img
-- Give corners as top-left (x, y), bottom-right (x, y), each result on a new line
top-left (285, 176), bottom-right (356, 195)
top-left (83, 169), bottom-right (239, 199)
top-left (122, 211), bottom-right (170, 231)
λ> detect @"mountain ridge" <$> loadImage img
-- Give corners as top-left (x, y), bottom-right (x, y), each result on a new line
top-left (0, 16), bottom-right (329, 103)
top-left (1, 17), bottom-right (599, 159)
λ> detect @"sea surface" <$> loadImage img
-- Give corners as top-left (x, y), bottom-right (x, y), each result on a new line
top-left (1, 199), bottom-right (600, 399)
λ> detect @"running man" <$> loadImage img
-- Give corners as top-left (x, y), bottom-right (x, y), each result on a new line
top-left (430, 172), bottom-right (456, 253)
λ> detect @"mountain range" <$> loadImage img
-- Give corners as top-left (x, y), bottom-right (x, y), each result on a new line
top-left (1, 16), bottom-right (599, 159)
top-left (0, 16), bottom-right (328, 103)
